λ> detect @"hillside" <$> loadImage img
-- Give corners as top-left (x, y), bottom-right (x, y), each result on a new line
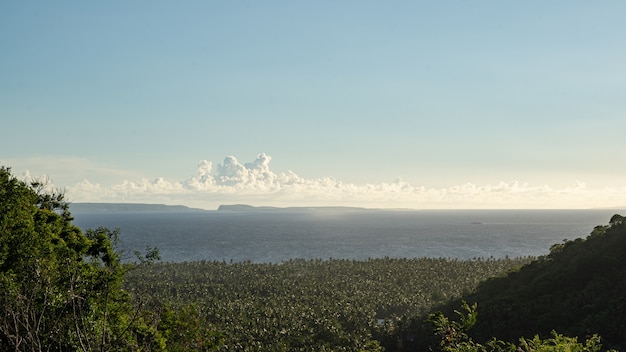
top-left (453, 214), bottom-right (626, 349)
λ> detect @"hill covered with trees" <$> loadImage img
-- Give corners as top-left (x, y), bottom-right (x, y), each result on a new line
top-left (456, 213), bottom-right (626, 349)
top-left (399, 213), bottom-right (626, 351)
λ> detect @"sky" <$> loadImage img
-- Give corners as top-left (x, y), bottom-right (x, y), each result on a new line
top-left (1, 1), bottom-right (626, 210)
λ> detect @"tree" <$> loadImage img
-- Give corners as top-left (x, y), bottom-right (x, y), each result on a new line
top-left (427, 301), bottom-right (479, 351)
top-left (0, 166), bottom-right (133, 350)
top-left (0, 166), bottom-right (220, 351)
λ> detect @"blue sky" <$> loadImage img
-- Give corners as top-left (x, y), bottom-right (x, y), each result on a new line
top-left (2, 1), bottom-right (626, 209)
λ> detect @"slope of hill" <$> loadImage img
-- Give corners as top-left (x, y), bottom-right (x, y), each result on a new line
top-left (459, 214), bottom-right (626, 349)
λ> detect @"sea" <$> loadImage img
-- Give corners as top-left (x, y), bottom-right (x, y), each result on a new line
top-left (71, 209), bottom-right (625, 263)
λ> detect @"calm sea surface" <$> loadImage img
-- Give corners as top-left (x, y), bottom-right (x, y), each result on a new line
top-left (71, 209), bottom-right (624, 263)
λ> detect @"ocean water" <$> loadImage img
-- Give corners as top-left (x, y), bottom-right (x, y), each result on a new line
top-left (71, 209), bottom-right (624, 263)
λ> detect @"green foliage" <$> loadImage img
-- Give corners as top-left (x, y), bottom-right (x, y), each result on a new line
top-left (428, 303), bottom-right (614, 352)
top-left (134, 245), bottom-right (161, 264)
top-left (517, 332), bottom-right (608, 352)
top-left (125, 256), bottom-right (531, 350)
top-left (146, 303), bottom-right (223, 352)
top-left (428, 301), bottom-right (479, 351)
top-left (0, 166), bottom-right (220, 351)
top-left (449, 214), bottom-right (626, 350)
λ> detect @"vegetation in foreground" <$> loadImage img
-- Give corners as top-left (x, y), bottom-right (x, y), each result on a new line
top-left (1, 165), bottom-right (623, 351)
top-left (125, 256), bottom-right (531, 351)
top-left (0, 166), bottom-right (221, 351)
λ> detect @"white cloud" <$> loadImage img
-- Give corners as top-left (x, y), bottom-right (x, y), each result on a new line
top-left (212, 153), bottom-right (278, 188)
top-left (17, 153), bottom-right (626, 210)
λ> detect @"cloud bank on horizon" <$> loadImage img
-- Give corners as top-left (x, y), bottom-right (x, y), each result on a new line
top-left (21, 153), bottom-right (626, 210)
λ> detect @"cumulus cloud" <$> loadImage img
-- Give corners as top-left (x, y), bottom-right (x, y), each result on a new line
top-left (25, 153), bottom-right (625, 210)
top-left (211, 153), bottom-right (278, 188)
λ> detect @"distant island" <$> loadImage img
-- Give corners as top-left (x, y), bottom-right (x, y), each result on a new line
top-left (217, 204), bottom-right (373, 212)
top-left (70, 203), bottom-right (413, 213)
top-left (70, 202), bottom-right (206, 212)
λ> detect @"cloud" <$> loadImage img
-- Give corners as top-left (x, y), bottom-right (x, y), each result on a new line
top-left (211, 153), bottom-right (278, 188)
top-left (20, 153), bottom-right (626, 210)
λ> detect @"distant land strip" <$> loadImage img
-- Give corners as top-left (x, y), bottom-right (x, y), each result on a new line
top-left (217, 204), bottom-right (380, 212)
top-left (70, 202), bottom-right (206, 212)
top-left (70, 202), bottom-right (416, 212)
